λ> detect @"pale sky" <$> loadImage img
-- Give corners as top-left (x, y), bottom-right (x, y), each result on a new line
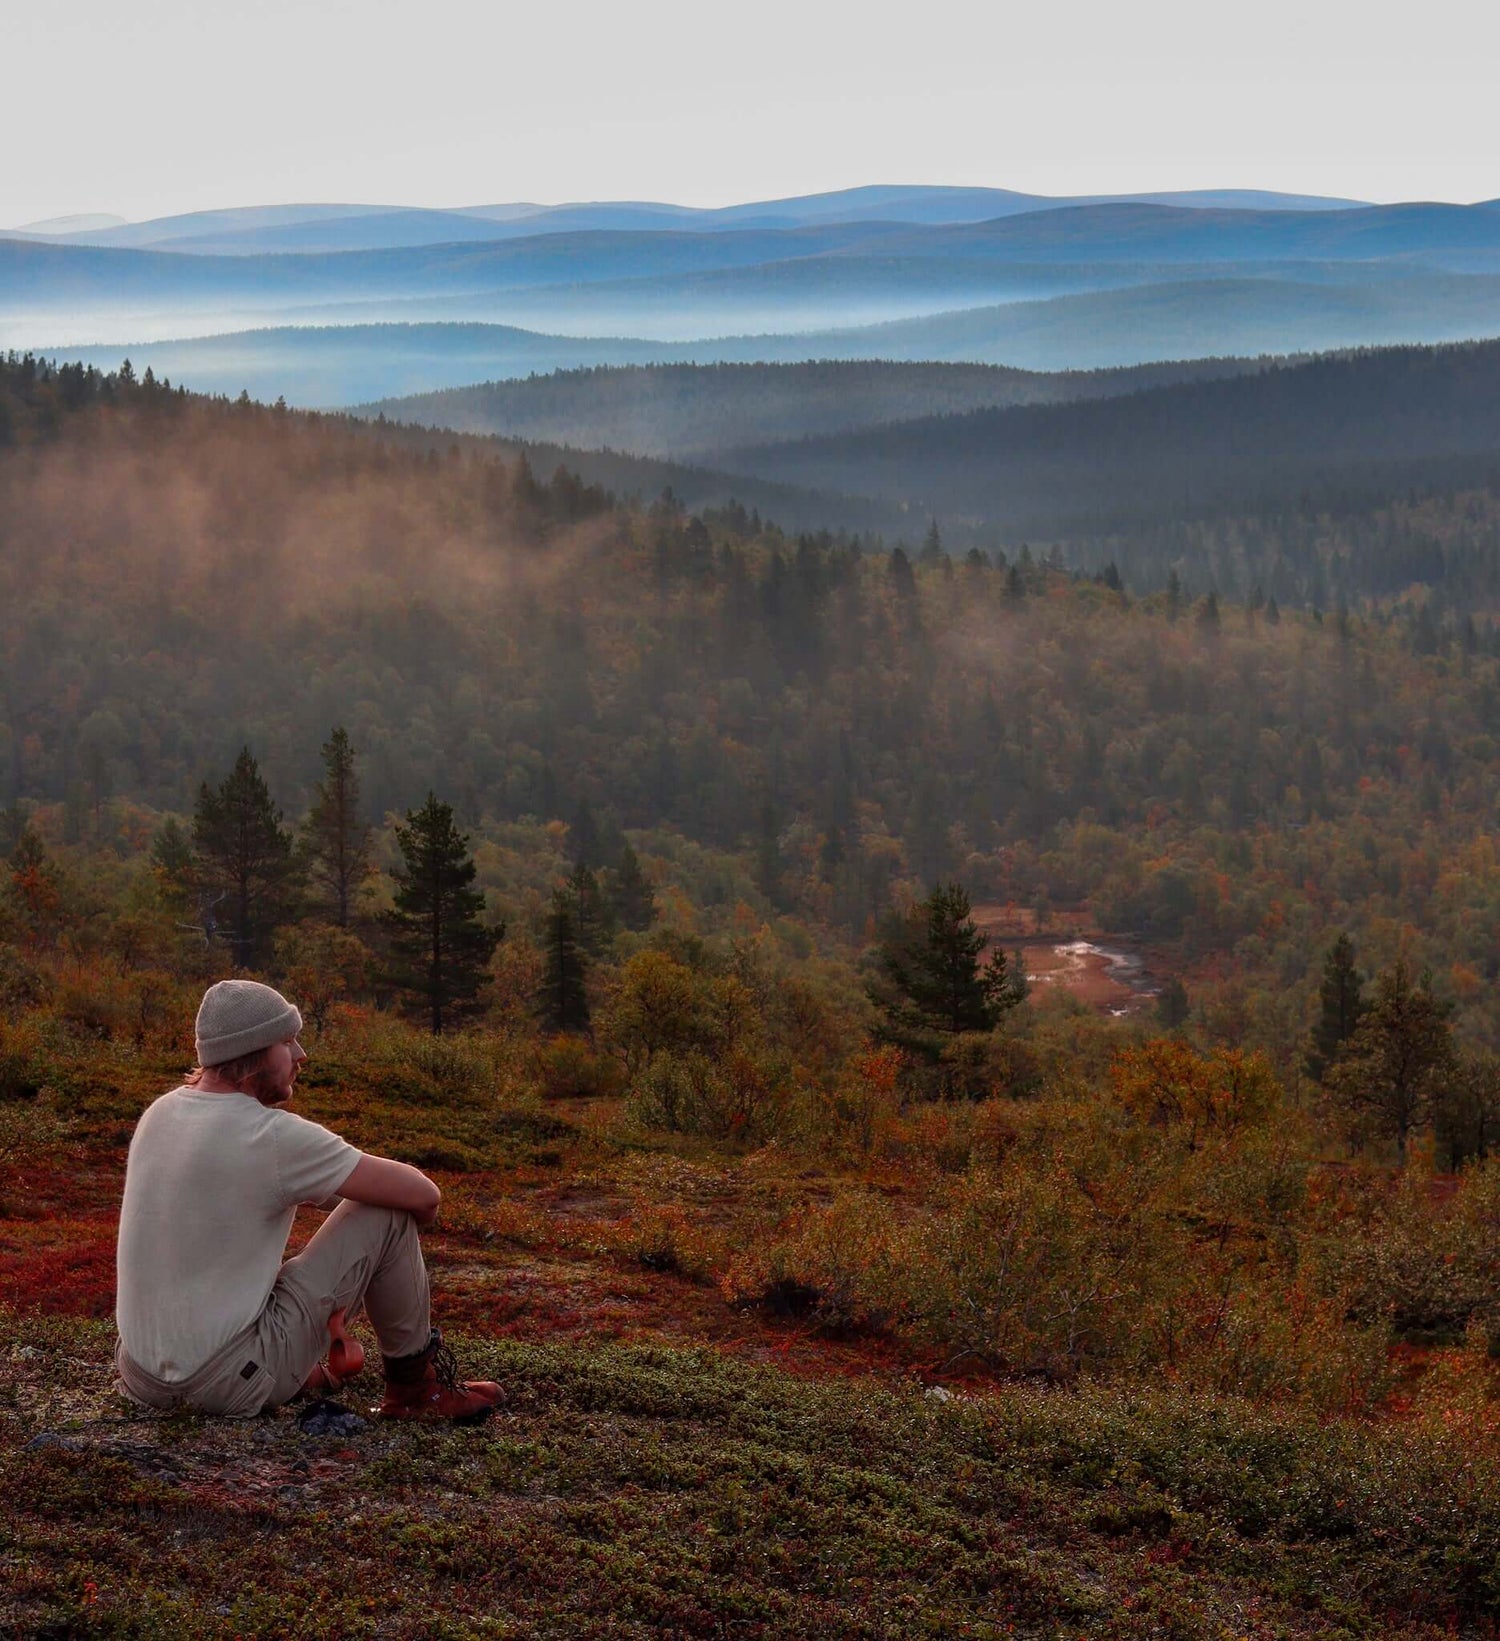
top-left (6, 0), bottom-right (1498, 226)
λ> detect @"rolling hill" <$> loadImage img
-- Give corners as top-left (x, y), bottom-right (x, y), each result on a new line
top-left (9, 199), bottom-right (1500, 361)
top-left (37, 264), bottom-right (1500, 406)
top-left (702, 338), bottom-right (1500, 536)
top-left (355, 357), bottom-right (1278, 459)
top-left (9, 183), bottom-right (1370, 252)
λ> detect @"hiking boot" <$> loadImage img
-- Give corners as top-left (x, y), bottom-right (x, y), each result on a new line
top-left (375, 1329), bottom-right (502, 1424)
top-left (300, 1308), bottom-right (366, 1397)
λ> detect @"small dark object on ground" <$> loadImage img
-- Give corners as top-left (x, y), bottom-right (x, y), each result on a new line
top-left (297, 1398), bottom-right (368, 1439)
top-left (25, 1431), bottom-right (86, 1452)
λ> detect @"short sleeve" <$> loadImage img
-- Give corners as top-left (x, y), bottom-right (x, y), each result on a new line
top-left (270, 1110), bottom-right (360, 1212)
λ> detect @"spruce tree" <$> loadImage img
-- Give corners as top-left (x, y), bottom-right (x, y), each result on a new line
top-left (867, 882), bottom-right (1016, 1058)
top-left (537, 889), bottom-right (590, 1035)
top-left (148, 817), bottom-right (195, 913)
top-left (570, 797), bottom-right (603, 869)
top-left (303, 726), bottom-right (372, 927)
top-left (1157, 976), bottom-right (1190, 1030)
top-left (384, 793), bottom-right (500, 1034)
top-left (192, 748), bottom-right (298, 967)
top-left (1306, 932), bottom-right (1366, 1081)
top-left (6, 823), bottom-right (60, 947)
top-left (565, 861), bottom-right (615, 955)
top-left (609, 842), bottom-right (657, 932)
top-left (1327, 958), bottom-right (1455, 1162)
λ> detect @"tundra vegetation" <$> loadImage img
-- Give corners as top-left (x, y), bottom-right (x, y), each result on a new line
top-left (6, 353), bottom-right (1500, 1636)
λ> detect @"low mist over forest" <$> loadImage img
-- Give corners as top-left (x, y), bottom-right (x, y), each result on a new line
top-left (7, 189), bottom-right (1500, 402)
top-left (5, 352), bottom-right (1500, 1038)
top-left (9, 177), bottom-right (1500, 1640)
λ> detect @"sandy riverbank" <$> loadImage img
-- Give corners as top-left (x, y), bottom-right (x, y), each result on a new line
top-left (972, 904), bottom-right (1156, 1015)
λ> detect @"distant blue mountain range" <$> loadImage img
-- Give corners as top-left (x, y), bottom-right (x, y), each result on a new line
top-left (6, 186), bottom-right (1500, 400)
top-left (7, 184), bottom-right (1372, 253)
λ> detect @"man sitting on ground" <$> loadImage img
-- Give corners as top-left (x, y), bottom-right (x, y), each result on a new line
top-left (115, 978), bottom-right (501, 1422)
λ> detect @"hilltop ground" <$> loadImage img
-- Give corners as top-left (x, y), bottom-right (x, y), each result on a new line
top-left (7, 1045), bottom-right (1500, 1641)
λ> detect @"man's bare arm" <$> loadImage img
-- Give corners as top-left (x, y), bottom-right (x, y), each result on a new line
top-left (337, 1155), bottom-right (441, 1226)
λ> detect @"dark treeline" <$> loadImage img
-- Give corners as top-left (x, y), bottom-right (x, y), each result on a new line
top-left (356, 355), bottom-right (1275, 460)
top-left (705, 340), bottom-right (1500, 606)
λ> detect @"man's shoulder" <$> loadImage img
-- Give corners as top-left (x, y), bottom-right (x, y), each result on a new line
top-left (266, 1104), bottom-right (355, 1148)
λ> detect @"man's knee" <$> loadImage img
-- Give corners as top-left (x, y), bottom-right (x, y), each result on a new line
top-left (331, 1199), bottom-right (417, 1233)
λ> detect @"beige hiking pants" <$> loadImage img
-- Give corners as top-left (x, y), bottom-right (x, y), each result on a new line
top-left (116, 1201), bottom-right (432, 1417)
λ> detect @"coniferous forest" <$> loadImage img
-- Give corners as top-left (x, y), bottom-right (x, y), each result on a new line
top-left (9, 348), bottom-right (1500, 1636)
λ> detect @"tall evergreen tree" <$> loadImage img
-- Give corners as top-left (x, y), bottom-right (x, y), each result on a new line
top-left (565, 861), bottom-right (615, 955)
top-left (192, 748), bottom-right (298, 967)
top-left (867, 881), bottom-right (1018, 1058)
top-left (1306, 932), bottom-right (1366, 1081)
top-left (1157, 976), bottom-right (1191, 1030)
top-left (1327, 958), bottom-right (1455, 1162)
top-left (570, 797), bottom-right (603, 868)
top-left (609, 841), bottom-right (657, 933)
top-left (384, 793), bottom-right (501, 1035)
top-left (302, 726), bottom-right (372, 928)
top-left (148, 817), bottom-right (195, 914)
top-left (6, 823), bottom-right (60, 947)
top-left (537, 889), bottom-right (590, 1035)
top-left (1433, 1053), bottom-right (1500, 1171)
top-left (888, 546), bottom-right (916, 599)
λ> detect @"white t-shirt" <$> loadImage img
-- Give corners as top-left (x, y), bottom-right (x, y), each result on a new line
top-left (116, 1087), bottom-right (361, 1381)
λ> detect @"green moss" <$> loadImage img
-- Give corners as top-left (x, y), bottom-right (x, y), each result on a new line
top-left (6, 1313), bottom-right (1497, 1637)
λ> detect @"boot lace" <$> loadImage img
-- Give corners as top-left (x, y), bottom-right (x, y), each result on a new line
top-left (429, 1335), bottom-right (462, 1391)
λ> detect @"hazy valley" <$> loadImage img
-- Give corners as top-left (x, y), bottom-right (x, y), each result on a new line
top-left (7, 171), bottom-right (1500, 1639)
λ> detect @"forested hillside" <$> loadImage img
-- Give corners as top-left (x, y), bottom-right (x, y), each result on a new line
top-left (4, 352), bottom-right (1500, 1049)
top-left (695, 340), bottom-right (1500, 601)
top-left (357, 356), bottom-right (1274, 459)
top-left (13, 349), bottom-right (1500, 1636)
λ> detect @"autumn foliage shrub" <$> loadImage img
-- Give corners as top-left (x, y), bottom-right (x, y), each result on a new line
top-left (1316, 1156), bottom-right (1500, 1343)
top-left (612, 1198), bottom-right (724, 1281)
top-left (0, 1019), bottom-right (43, 1102)
top-left (533, 1034), bottom-right (626, 1101)
top-left (792, 1044), bottom-right (905, 1158)
top-left (625, 1047), bottom-right (790, 1144)
top-left (1109, 1038), bottom-right (1280, 1142)
top-left (720, 1191), bottom-right (908, 1332)
top-left (349, 1018), bottom-right (525, 1105)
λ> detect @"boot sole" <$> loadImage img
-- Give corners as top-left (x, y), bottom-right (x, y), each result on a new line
top-left (374, 1404), bottom-right (496, 1425)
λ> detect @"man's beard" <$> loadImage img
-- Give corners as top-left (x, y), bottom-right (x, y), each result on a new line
top-left (248, 1065), bottom-right (293, 1107)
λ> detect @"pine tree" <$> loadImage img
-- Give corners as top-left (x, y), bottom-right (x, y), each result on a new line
top-left (384, 793), bottom-right (501, 1034)
top-left (192, 748), bottom-right (299, 967)
top-left (302, 727), bottom-right (372, 927)
top-left (565, 861), bottom-right (615, 955)
top-left (1157, 976), bottom-right (1190, 1030)
top-left (889, 546), bottom-right (916, 599)
top-left (1306, 932), bottom-right (1366, 1081)
top-left (570, 797), bottom-right (603, 868)
top-left (609, 842), bottom-right (657, 933)
top-left (754, 801), bottom-right (783, 906)
top-left (7, 823), bottom-right (60, 947)
top-left (1433, 1053), bottom-right (1500, 1170)
top-left (1326, 958), bottom-right (1455, 1162)
top-left (537, 889), bottom-right (590, 1034)
top-left (867, 882), bottom-right (1014, 1058)
top-left (148, 817), bottom-right (195, 913)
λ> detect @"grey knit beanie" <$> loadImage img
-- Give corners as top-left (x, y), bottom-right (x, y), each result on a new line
top-left (195, 980), bottom-right (303, 1066)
